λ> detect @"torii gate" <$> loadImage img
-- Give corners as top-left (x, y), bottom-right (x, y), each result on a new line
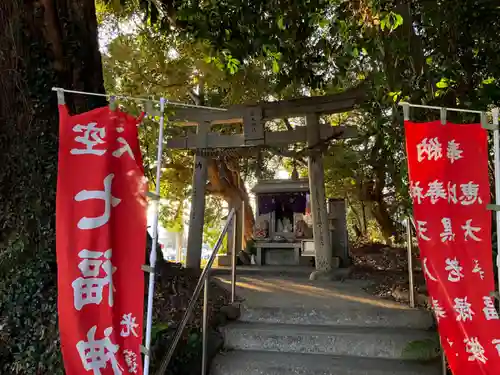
top-left (165, 86), bottom-right (366, 277)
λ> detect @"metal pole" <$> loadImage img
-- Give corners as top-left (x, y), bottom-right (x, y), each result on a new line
top-left (201, 277), bottom-right (209, 375)
top-left (493, 108), bottom-right (500, 296)
top-left (406, 217), bottom-right (415, 308)
top-left (441, 349), bottom-right (447, 375)
top-left (143, 98), bottom-right (166, 375)
top-left (231, 209), bottom-right (238, 303)
top-left (155, 209), bottom-right (235, 375)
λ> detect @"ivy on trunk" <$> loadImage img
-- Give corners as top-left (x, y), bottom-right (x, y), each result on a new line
top-left (0, 0), bottom-right (105, 372)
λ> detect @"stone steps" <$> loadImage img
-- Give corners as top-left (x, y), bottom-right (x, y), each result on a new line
top-left (210, 276), bottom-right (439, 375)
top-left (211, 350), bottom-right (441, 375)
top-left (221, 322), bottom-right (434, 359)
top-left (239, 305), bottom-right (434, 329)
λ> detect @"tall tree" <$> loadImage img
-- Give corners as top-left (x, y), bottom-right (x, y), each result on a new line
top-left (101, 25), bottom-right (267, 251)
top-left (0, 0), bottom-right (106, 372)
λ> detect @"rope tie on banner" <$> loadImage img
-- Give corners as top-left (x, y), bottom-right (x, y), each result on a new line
top-left (402, 103), bottom-right (410, 121)
top-left (482, 110), bottom-right (499, 131)
top-left (146, 191), bottom-right (160, 200)
top-left (141, 265), bottom-right (154, 273)
top-left (481, 112), bottom-right (487, 128)
top-left (109, 95), bottom-right (117, 111)
top-left (57, 88), bottom-right (65, 105)
top-left (440, 108), bottom-right (447, 125)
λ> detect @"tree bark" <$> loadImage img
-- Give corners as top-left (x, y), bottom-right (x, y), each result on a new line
top-left (0, 0), bottom-right (105, 246)
top-left (0, 0), bottom-right (105, 371)
top-left (206, 159), bottom-right (254, 245)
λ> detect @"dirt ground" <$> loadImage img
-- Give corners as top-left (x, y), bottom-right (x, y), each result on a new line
top-left (349, 242), bottom-right (430, 308)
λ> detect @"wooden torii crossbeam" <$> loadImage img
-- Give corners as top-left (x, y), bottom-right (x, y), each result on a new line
top-left (166, 86), bottom-right (366, 275)
top-left (165, 87), bottom-right (364, 150)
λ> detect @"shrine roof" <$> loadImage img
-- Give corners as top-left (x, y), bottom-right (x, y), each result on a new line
top-left (251, 178), bottom-right (309, 194)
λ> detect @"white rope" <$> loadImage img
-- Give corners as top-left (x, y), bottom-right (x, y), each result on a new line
top-left (398, 102), bottom-right (487, 115)
top-left (51, 87), bottom-right (227, 111)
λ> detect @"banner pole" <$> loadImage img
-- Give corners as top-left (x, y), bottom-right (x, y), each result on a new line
top-left (441, 348), bottom-right (447, 375)
top-left (143, 98), bottom-right (166, 375)
top-left (201, 277), bottom-right (209, 375)
top-left (406, 217), bottom-right (415, 308)
top-left (231, 209), bottom-right (238, 303)
top-left (493, 108), bottom-right (500, 296)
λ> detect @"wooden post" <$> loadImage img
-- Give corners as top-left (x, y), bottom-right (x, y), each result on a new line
top-left (185, 122), bottom-right (209, 269)
top-left (306, 114), bottom-right (333, 278)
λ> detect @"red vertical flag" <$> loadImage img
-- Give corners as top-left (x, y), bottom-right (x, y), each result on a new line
top-left (56, 105), bottom-right (147, 375)
top-left (405, 120), bottom-right (500, 374)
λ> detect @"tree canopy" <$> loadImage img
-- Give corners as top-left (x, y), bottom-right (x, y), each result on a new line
top-left (3, 0), bottom-right (500, 373)
top-left (100, 0), bottom-right (500, 242)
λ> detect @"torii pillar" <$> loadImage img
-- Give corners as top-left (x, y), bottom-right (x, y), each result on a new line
top-left (185, 122), bottom-right (209, 269)
top-left (306, 114), bottom-right (334, 279)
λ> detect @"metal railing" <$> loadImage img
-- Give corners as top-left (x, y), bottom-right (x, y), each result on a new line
top-left (155, 208), bottom-right (237, 375)
top-left (406, 216), bottom-right (447, 375)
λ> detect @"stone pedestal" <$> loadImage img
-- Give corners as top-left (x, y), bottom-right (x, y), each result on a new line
top-left (328, 198), bottom-right (350, 267)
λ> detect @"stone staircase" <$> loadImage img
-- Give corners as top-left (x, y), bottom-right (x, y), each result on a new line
top-left (210, 274), bottom-right (441, 375)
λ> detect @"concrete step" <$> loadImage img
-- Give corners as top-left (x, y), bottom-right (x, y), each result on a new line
top-left (211, 350), bottom-right (441, 375)
top-left (240, 305), bottom-right (434, 330)
top-left (221, 322), bottom-right (435, 359)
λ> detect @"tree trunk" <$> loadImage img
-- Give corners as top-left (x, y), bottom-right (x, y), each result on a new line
top-left (0, 0), bottom-right (105, 371)
top-left (206, 159), bottom-right (255, 245)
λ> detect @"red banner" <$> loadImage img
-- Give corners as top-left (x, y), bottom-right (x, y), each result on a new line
top-left (405, 120), bottom-right (500, 374)
top-left (56, 105), bottom-right (147, 375)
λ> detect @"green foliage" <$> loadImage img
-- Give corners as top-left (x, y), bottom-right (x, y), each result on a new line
top-left (203, 196), bottom-right (224, 249)
top-left (151, 322), bottom-right (170, 339)
top-left (380, 11), bottom-right (404, 32)
top-left (100, 10), bottom-right (291, 246)
top-left (104, 0), bottom-right (336, 89)
top-left (120, 0), bottom-right (500, 243)
top-left (159, 330), bottom-right (203, 375)
top-left (0, 250), bottom-right (63, 375)
top-left (402, 335), bottom-right (441, 361)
